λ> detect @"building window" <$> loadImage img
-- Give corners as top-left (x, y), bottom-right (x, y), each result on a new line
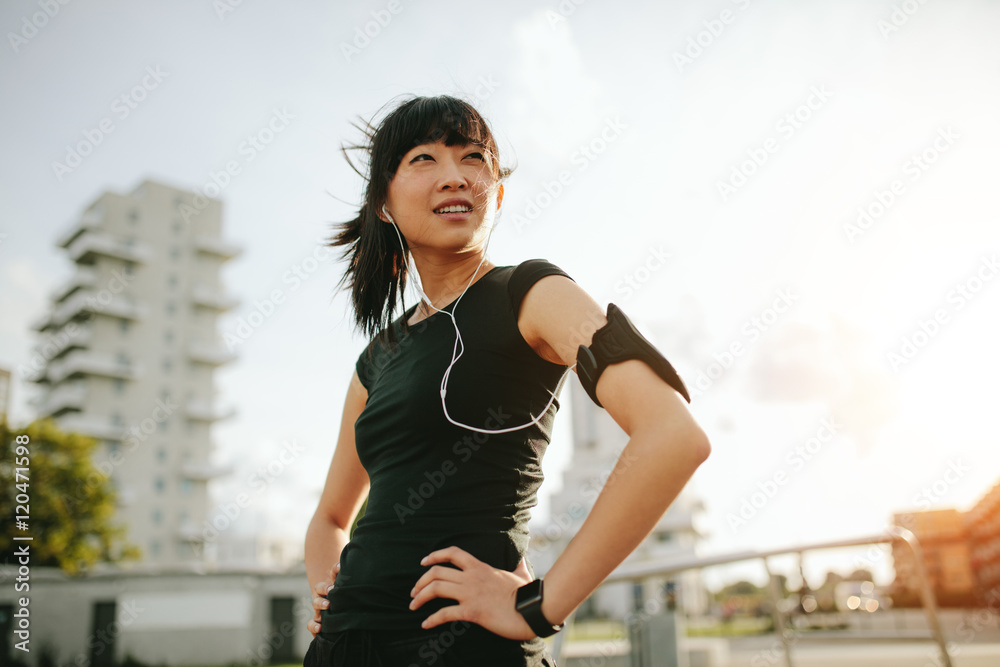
top-left (155, 477), bottom-right (165, 493)
top-left (166, 302), bottom-right (175, 315)
top-left (122, 262), bottom-right (135, 277)
top-left (150, 540), bottom-right (160, 556)
top-left (168, 274), bottom-right (177, 289)
top-left (173, 219), bottom-right (183, 235)
top-left (165, 330), bottom-right (173, 344)
top-left (114, 379), bottom-right (125, 394)
top-left (171, 247), bottom-right (180, 260)
top-left (108, 442), bottom-right (121, 458)
top-left (158, 448), bottom-right (167, 463)
top-left (120, 319), bottom-right (129, 333)
top-left (163, 358), bottom-right (171, 372)
top-left (152, 508), bottom-right (162, 524)
top-left (180, 479), bottom-right (193, 495)
top-left (128, 209), bottom-right (139, 224)
top-left (111, 413), bottom-right (123, 426)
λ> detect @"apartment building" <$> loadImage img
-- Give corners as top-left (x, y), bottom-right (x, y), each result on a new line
top-left (29, 179), bottom-right (240, 565)
top-left (968, 480), bottom-right (1000, 600)
top-left (892, 509), bottom-right (978, 607)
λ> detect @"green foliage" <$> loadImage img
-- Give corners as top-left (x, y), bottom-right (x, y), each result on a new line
top-left (0, 417), bottom-right (141, 575)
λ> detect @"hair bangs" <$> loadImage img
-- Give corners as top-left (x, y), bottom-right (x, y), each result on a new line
top-left (378, 96), bottom-right (500, 179)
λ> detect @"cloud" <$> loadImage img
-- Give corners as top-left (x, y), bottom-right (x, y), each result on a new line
top-left (744, 315), bottom-right (899, 456)
top-left (506, 10), bottom-right (605, 162)
top-left (0, 258), bottom-right (51, 336)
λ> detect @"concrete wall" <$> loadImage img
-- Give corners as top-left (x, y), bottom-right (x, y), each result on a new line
top-left (0, 565), bottom-right (313, 667)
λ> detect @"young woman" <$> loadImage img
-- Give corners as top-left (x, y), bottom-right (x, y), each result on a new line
top-left (303, 95), bottom-right (711, 666)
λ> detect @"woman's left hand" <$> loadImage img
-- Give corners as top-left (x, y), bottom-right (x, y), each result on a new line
top-left (409, 546), bottom-right (538, 640)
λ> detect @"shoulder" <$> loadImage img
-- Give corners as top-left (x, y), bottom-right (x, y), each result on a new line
top-left (510, 259), bottom-right (607, 366)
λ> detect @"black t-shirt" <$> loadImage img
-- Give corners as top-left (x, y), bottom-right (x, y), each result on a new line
top-left (323, 259), bottom-right (573, 632)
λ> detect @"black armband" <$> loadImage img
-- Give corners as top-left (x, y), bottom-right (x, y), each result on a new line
top-left (576, 303), bottom-right (691, 406)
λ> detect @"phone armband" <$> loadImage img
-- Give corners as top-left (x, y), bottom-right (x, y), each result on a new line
top-left (576, 303), bottom-right (691, 407)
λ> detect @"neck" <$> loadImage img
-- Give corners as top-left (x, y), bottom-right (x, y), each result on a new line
top-left (409, 253), bottom-right (494, 311)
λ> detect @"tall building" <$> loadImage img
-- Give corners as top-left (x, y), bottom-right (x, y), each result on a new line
top-left (0, 367), bottom-right (11, 421)
top-left (29, 179), bottom-right (241, 565)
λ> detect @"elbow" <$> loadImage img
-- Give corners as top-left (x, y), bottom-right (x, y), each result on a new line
top-left (693, 432), bottom-right (711, 466)
top-left (676, 423), bottom-right (711, 470)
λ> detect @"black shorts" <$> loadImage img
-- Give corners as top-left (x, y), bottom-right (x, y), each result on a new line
top-left (303, 622), bottom-right (557, 667)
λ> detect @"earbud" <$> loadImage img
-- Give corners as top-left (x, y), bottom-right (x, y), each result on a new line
top-left (381, 205), bottom-right (394, 224)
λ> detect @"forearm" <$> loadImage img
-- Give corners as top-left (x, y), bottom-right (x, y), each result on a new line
top-left (540, 427), bottom-right (709, 625)
top-left (304, 512), bottom-right (350, 596)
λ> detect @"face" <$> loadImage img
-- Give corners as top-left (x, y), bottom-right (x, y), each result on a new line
top-left (381, 140), bottom-right (504, 254)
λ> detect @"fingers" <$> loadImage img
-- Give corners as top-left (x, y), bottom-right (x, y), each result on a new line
top-left (410, 579), bottom-right (463, 611)
top-left (411, 564), bottom-right (463, 597)
top-left (421, 546), bottom-right (475, 569)
top-left (420, 603), bottom-right (467, 630)
top-left (308, 618), bottom-right (321, 637)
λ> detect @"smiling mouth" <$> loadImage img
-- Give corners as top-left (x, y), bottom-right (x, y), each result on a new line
top-left (434, 205), bottom-right (473, 214)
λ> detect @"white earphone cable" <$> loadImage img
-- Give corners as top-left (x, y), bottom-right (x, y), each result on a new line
top-left (383, 205), bottom-right (575, 434)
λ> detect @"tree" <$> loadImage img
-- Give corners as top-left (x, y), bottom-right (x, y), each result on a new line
top-left (0, 417), bottom-right (141, 574)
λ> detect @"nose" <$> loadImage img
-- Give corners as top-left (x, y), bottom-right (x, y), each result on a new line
top-left (437, 158), bottom-right (468, 191)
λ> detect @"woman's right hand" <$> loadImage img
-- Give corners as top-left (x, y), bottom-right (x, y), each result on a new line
top-left (309, 562), bottom-right (340, 638)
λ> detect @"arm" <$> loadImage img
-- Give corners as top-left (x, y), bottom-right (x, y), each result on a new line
top-left (304, 369), bottom-right (370, 633)
top-left (410, 276), bottom-right (711, 637)
top-left (518, 275), bottom-right (711, 626)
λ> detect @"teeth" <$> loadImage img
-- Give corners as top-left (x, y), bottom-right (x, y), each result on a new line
top-left (435, 205), bottom-right (472, 214)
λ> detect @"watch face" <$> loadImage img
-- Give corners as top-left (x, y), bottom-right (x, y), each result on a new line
top-left (516, 579), bottom-right (543, 610)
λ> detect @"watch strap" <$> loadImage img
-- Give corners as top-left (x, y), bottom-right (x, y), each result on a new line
top-left (516, 579), bottom-right (563, 638)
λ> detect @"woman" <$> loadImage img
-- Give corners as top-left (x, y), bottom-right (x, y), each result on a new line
top-left (303, 95), bottom-right (711, 666)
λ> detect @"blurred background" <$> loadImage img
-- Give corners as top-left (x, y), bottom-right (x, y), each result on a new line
top-left (1, 1), bottom-right (998, 665)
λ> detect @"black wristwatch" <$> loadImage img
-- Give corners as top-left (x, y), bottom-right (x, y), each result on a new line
top-left (515, 579), bottom-right (564, 638)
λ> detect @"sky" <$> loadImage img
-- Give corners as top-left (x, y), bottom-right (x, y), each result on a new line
top-left (1, 0), bottom-right (998, 591)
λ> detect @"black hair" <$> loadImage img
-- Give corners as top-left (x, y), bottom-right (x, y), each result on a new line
top-left (327, 94), bottom-right (511, 354)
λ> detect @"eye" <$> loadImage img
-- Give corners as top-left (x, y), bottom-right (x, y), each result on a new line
top-left (410, 153), bottom-right (434, 163)
top-left (464, 151), bottom-right (485, 161)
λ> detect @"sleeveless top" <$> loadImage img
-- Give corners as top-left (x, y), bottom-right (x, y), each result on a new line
top-left (322, 259), bottom-right (573, 632)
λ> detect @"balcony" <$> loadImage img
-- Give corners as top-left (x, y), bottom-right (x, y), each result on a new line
top-left (47, 350), bottom-right (142, 384)
top-left (178, 521), bottom-right (204, 543)
top-left (52, 267), bottom-right (97, 303)
top-left (38, 290), bottom-right (147, 331)
top-left (191, 284), bottom-right (240, 311)
top-left (32, 323), bottom-right (92, 362)
top-left (185, 398), bottom-right (237, 422)
top-left (56, 206), bottom-right (104, 249)
top-left (188, 341), bottom-right (238, 366)
top-left (181, 461), bottom-right (235, 481)
top-left (66, 229), bottom-right (152, 264)
top-left (34, 381), bottom-right (87, 418)
top-left (57, 414), bottom-right (125, 442)
top-left (194, 235), bottom-right (242, 260)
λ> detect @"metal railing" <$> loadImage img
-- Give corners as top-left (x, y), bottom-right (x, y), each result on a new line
top-left (551, 525), bottom-right (952, 667)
